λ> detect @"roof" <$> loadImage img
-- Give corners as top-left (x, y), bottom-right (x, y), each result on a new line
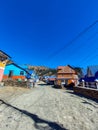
top-left (88, 65), bottom-right (98, 76)
top-left (57, 65), bottom-right (76, 74)
top-left (57, 65), bottom-right (74, 69)
top-left (0, 50), bottom-right (11, 59)
top-left (56, 77), bottom-right (76, 80)
top-left (80, 77), bottom-right (95, 82)
top-left (58, 66), bottom-right (65, 69)
top-left (48, 78), bottom-right (56, 81)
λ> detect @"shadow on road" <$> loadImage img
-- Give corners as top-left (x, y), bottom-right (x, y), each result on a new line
top-left (0, 99), bottom-right (68, 130)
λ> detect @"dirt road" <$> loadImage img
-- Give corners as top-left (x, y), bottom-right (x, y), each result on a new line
top-left (0, 82), bottom-right (98, 130)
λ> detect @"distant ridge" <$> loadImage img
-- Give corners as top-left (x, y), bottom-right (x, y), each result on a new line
top-left (27, 65), bottom-right (57, 76)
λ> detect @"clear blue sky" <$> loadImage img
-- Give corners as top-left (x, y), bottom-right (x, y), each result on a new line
top-left (0, 0), bottom-right (98, 68)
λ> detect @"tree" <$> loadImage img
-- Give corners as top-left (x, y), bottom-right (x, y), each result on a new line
top-left (74, 67), bottom-right (82, 78)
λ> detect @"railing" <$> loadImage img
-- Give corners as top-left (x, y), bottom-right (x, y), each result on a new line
top-left (78, 82), bottom-right (97, 89)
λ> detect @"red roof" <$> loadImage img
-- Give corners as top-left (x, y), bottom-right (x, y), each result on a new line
top-left (48, 78), bottom-right (56, 81)
top-left (57, 66), bottom-right (65, 69)
top-left (57, 65), bottom-right (76, 74)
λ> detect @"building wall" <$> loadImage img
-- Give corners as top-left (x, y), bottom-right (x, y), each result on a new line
top-left (57, 73), bottom-right (75, 78)
top-left (0, 62), bottom-right (6, 68)
top-left (0, 61), bottom-right (6, 81)
top-left (56, 66), bottom-right (78, 86)
top-left (0, 69), bottom-right (4, 81)
top-left (56, 79), bottom-right (77, 86)
top-left (3, 75), bottom-right (25, 80)
top-left (3, 64), bottom-right (27, 80)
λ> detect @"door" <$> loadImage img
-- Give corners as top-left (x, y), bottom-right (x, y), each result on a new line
top-left (8, 70), bottom-right (13, 78)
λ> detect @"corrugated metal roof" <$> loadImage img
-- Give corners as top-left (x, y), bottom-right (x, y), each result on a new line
top-left (0, 50), bottom-right (11, 58)
top-left (88, 65), bottom-right (98, 75)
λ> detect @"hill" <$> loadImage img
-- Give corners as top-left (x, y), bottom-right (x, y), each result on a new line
top-left (28, 65), bottom-right (57, 76)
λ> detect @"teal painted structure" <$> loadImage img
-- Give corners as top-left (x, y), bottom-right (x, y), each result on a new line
top-left (4, 63), bottom-right (28, 76)
top-left (4, 63), bottom-right (39, 82)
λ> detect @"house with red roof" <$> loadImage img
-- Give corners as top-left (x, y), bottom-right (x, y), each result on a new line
top-left (55, 65), bottom-right (78, 88)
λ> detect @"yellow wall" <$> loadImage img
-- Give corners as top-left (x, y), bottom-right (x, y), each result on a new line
top-left (0, 61), bottom-right (6, 68)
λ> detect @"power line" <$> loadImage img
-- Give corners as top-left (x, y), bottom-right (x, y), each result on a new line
top-left (47, 20), bottom-right (98, 59)
top-left (64, 31), bottom-right (98, 60)
top-left (77, 45), bottom-right (98, 67)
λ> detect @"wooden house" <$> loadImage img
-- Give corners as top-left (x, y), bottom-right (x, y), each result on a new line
top-left (55, 65), bottom-right (78, 87)
top-left (0, 50), bottom-right (11, 81)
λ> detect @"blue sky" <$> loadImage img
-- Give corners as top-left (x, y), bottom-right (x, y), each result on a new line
top-left (0, 0), bottom-right (98, 68)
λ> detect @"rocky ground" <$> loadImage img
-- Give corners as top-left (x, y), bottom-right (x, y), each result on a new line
top-left (0, 82), bottom-right (98, 130)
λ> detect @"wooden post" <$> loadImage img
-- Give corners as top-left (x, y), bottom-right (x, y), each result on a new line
top-left (82, 79), bottom-right (85, 87)
top-left (95, 79), bottom-right (98, 89)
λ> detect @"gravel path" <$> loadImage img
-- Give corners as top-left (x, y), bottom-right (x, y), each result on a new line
top-left (0, 82), bottom-right (98, 130)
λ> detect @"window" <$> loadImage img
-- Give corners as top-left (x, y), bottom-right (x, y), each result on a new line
top-left (20, 71), bottom-right (24, 75)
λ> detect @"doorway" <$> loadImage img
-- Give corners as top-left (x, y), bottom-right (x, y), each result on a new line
top-left (8, 70), bottom-right (13, 78)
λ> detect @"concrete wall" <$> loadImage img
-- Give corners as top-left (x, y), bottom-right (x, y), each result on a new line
top-left (74, 86), bottom-right (98, 100)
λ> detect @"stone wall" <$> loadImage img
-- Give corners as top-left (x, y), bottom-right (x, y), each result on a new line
top-left (2, 79), bottom-right (27, 88)
top-left (74, 86), bottom-right (98, 100)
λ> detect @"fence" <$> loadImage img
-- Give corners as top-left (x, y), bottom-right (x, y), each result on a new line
top-left (78, 81), bottom-right (97, 89)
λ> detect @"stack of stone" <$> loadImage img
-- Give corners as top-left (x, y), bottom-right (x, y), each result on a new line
top-left (2, 79), bottom-right (27, 87)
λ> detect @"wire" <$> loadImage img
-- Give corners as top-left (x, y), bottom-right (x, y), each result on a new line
top-left (64, 31), bottom-right (98, 59)
top-left (77, 45), bottom-right (98, 67)
top-left (47, 20), bottom-right (98, 59)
